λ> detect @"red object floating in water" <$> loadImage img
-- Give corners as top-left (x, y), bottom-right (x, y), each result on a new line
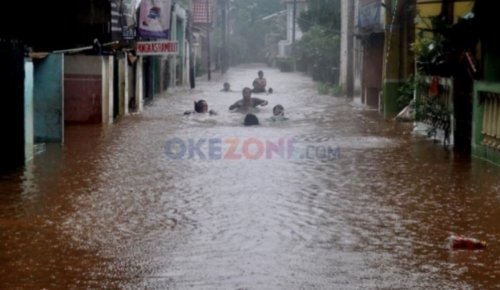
top-left (448, 235), bottom-right (487, 250)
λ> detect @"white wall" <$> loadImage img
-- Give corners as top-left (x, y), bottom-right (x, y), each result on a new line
top-left (24, 59), bottom-right (34, 162)
top-left (102, 56), bottom-right (114, 125)
top-left (136, 56), bottom-right (144, 112)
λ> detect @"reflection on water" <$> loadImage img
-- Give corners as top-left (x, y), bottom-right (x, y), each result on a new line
top-left (1, 64), bottom-right (500, 289)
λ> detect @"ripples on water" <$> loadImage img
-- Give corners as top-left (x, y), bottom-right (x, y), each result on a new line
top-left (1, 64), bottom-right (500, 289)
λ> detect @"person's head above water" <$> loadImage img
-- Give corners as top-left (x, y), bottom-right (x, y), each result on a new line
top-left (222, 82), bottom-right (230, 91)
top-left (194, 100), bottom-right (208, 113)
top-left (273, 104), bottom-right (284, 116)
top-left (242, 87), bottom-right (252, 101)
top-left (244, 113), bottom-right (260, 126)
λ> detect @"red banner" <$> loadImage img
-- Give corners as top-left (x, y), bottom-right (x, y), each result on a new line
top-left (136, 41), bottom-right (178, 55)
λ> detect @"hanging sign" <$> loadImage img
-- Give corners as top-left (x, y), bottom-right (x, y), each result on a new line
top-left (136, 41), bottom-right (178, 55)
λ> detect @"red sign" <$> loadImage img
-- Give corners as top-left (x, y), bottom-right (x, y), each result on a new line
top-left (136, 41), bottom-right (178, 55)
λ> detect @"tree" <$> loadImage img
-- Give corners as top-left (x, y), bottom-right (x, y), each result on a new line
top-left (294, 0), bottom-right (341, 83)
top-left (229, 0), bottom-right (283, 63)
top-left (298, 0), bottom-right (341, 33)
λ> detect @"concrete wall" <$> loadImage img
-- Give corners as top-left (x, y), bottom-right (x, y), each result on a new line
top-left (34, 54), bottom-right (64, 142)
top-left (64, 55), bottom-right (103, 124)
top-left (0, 41), bottom-right (25, 172)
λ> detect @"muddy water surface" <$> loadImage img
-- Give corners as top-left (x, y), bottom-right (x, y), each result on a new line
top-left (1, 64), bottom-right (500, 289)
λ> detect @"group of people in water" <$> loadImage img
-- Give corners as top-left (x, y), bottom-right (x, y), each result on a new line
top-left (184, 70), bottom-right (285, 126)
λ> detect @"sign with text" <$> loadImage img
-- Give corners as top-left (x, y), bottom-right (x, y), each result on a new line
top-left (136, 41), bottom-right (178, 55)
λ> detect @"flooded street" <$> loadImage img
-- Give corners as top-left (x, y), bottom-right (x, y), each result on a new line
top-left (1, 64), bottom-right (500, 289)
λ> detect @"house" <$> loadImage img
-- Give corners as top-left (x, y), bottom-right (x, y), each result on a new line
top-left (278, 0), bottom-right (307, 59)
top-left (0, 0), bottom-right (142, 171)
top-left (471, 0), bottom-right (500, 165)
top-left (413, 0), bottom-right (475, 148)
top-left (192, 0), bottom-right (217, 76)
top-left (1, 0), bottom-right (122, 170)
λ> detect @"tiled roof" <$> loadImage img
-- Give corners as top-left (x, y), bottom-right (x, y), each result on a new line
top-left (193, 0), bottom-right (214, 24)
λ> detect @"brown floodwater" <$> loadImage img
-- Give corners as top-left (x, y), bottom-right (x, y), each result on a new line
top-left (1, 64), bottom-right (500, 289)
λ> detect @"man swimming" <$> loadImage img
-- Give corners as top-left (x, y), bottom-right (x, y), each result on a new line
top-left (270, 104), bottom-right (288, 121)
top-left (229, 87), bottom-right (268, 113)
top-left (244, 113), bottom-right (260, 126)
top-left (252, 70), bottom-right (267, 93)
top-left (184, 100), bottom-right (217, 115)
top-left (221, 82), bottom-right (231, 92)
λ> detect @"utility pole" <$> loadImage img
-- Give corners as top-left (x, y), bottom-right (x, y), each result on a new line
top-left (225, 0), bottom-right (230, 73)
top-left (346, 0), bottom-right (354, 99)
top-left (206, 0), bottom-right (211, 81)
top-left (221, 0), bottom-right (228, 74)
top-left (292, 0), bottom-right (297, 47)
top-left (292, 0), bottom-right (297, 70)
top-left (188, 0), bottom-right (195, 88)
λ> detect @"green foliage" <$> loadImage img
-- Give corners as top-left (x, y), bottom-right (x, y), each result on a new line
top-left (412, 30), bottom-right (447, 75)
top-left (294, 25), bottom-right (340, 83)
top-left (414, 96), bottom-right (450, 122)
top-left (298, 0), bottom-right (341, 33)
top-left (229, 0), bottom-right (283, 63)
top-left (177, 0), bottom-right (189, 8)
top-left (277, 57), bottom-right (294, 72)
top-left (397, 75), bottom-right (417, 111)
top-left (412, 12), bottom-right (476, 77)
top-left (296, 26), bottom-right (339, 65)
top-left (195, 58), bottom-right (205, 77)
top-left (294, 0), bottom-right (341, 84)
top-left (331, 83), bottom-right (343, 96)
top-left (317, 82), bottom-right (331, 95)
top-left (414, 96), bottom-right (452, 139)
top-left (229, 35), bottom-right (249, 65)
top-left (317, 82), bottom-right (342, 96)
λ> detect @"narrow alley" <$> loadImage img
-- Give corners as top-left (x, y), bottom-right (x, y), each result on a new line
top-left (1, 65), bottom-right (500, 289)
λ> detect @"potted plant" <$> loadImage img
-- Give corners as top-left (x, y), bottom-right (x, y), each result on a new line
top-left (412, 34), bottom-right (453, 77)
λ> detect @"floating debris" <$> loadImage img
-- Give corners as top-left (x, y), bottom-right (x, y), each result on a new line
top-left (448, 235), bottom-right (487, 250)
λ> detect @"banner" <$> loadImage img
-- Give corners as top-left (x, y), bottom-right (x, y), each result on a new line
top-left (138, 0), bottom-right (172, 39)
top-left (136, 41), bottom-right (178, 55)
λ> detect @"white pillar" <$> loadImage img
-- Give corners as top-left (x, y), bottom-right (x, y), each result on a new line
top-left (102, 56), bottom-right (114, 125)
top-left (181, 17), bottom-right (187, 85)
top-left (136, 56), bottom-right (144, 112)
top-left (24, 59), bottom-right (34, 162)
